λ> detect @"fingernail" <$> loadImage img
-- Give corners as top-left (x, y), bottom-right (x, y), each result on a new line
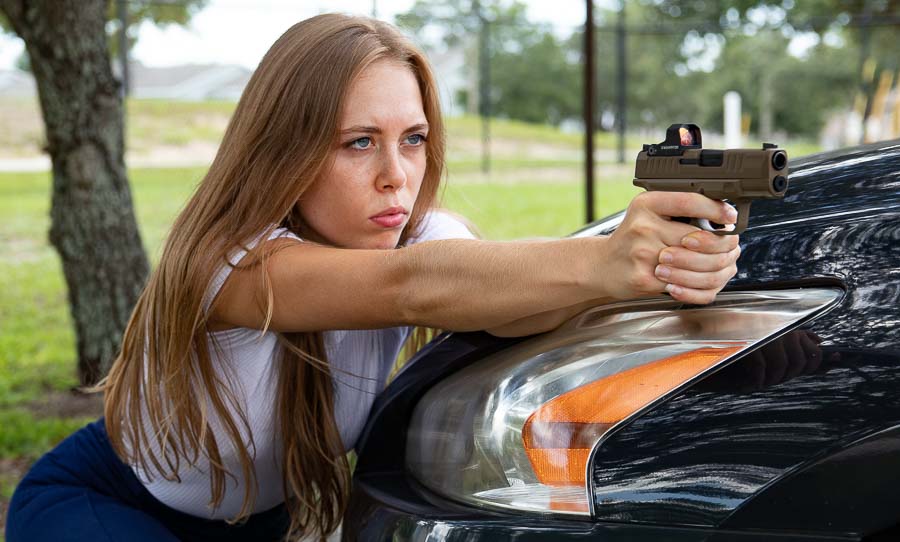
top-left (655, 265), bottom-right (671, 279)
top-left (726, 206), bottom-right (738, 223)
top-left (660, 252), bottom-right (673, 264)
top-left (682, 236), bottom-right (700, 249)
top-left (665, 283), bottom-right (683, 296)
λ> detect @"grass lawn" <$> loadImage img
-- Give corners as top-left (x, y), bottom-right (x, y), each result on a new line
top-left (0, 163), bottom-right (639, 531)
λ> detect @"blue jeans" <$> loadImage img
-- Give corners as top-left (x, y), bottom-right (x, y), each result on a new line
top-left (6, 418), bottom-right (289, 541)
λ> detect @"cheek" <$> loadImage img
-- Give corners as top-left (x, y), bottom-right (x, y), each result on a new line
top-left (302, 173), bottom-right (370, 226)
top-left (408, 153), bottom-right (428, 192)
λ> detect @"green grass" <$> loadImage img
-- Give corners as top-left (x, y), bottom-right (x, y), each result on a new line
top-left (443, 179), bottom-right (638, 239)
top-left (0, 411), bottom-right (95, 459)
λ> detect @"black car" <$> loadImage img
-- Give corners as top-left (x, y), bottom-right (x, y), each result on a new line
top-left (343, 139), bottom-right (900, 541)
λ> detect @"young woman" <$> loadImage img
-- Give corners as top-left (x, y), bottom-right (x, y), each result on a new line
top-left (6, 14), bottom-right (740, 542)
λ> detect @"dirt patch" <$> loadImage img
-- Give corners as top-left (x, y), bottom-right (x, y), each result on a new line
top-left (127, 140), bottom-right (220, 169)
top-left (25, 388), bottom-right (104, 420)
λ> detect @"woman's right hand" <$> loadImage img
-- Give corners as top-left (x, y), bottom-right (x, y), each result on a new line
top-left (598, 191), bottom-right (741, 305)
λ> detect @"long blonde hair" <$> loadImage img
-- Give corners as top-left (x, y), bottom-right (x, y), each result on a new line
top-left (104, 14), bottom-right (445, 539)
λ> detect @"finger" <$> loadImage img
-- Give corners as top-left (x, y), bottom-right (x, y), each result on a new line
top-left (659, 245), bottom-right (741, 272)
top-left (654, 263), bottom-right (737, 291)
top-left (744, 351), bottom-right (767, 392)
top-left (622, 209), bottom-right (700, 247)
top-left (808, 331), bottom-right (824, 344)
top-left (662, 284), bottom-right (719, 305)
top-left (764, 339), bottom-right (789, 386)
top-left (680, 230), bottom-right (741, 254)
top-left (654, 220), bottom-right (704, 248)
top-left (781, 333), bottom-right (808, 380)
top-left (798, 331), bottom-right (823, 374)
top-left (633, 192), bottom-right (738, 225)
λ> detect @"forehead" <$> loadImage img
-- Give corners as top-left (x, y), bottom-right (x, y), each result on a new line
top-left (340, 60), bottom-right (425, 127)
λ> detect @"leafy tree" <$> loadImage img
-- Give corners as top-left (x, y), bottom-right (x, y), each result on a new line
top-left (487, 25), bottom-right (581, 124)
top-left (683, 30), bottom-right (858, 138)
top-left (397, 0), bottom-right (581, 125)
top-left (635, 0), bottom-right (900, 133)
top-left (562, 3), bottom-right (702, 132)
top-left (0, 0), bottom-right (206, 385)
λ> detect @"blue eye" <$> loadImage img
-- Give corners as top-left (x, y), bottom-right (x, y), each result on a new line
top-left (406, 134), bottom-right (426, 145)
top-left (350, 137), bottom-right (372, 150)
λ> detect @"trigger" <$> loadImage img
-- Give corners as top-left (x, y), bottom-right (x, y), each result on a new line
top-left (696, 218), bottom-right (715, 232)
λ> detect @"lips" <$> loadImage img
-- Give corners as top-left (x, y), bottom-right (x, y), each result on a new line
top-left (370, 206), bottom-right (408, 228)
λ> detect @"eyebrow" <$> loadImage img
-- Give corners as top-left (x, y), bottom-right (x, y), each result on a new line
top-left (340, 123), bottom-right (429, 135)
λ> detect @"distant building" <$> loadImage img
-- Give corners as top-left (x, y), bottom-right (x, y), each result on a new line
top-left (126, 61), bottom-right (252, 101)
top-left (0, 61), bottom-right (252, 101)
top-left (427, 46), bottom-right (466, 117)
top-left (0, 49), bottom-right (471, 117)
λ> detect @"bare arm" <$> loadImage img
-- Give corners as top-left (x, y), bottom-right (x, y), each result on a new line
top-left (485, 297), bottom-right (610, 337)
top-left (210, 192), bottom-right (742, 334)
top-left (211, 236), bottom-right (605, 333)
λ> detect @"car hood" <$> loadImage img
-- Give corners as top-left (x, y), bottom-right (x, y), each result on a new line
top-left (588, 139), bottom-right (900, 536)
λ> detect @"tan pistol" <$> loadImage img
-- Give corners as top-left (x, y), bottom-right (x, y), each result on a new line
top-left (633, 123), bottom-right (789, 235)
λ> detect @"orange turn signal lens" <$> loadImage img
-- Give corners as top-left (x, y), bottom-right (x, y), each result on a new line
top-left (522, 346), bottom-right (743, 486)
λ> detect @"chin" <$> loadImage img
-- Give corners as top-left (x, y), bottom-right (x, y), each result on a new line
top-left (375, 238), bottom-right (403, 250)
top-left (357, 233), bottom-right (402, 250)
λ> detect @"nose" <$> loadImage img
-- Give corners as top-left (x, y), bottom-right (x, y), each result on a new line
top-left (376, 146), bottom-right (407, 193)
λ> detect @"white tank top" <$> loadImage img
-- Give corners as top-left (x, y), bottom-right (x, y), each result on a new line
top-left (131, 211), bottom-right (475, 519)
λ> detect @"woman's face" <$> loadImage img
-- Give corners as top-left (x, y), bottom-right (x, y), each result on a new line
top-left (299, 60), bottom-right (429, 250)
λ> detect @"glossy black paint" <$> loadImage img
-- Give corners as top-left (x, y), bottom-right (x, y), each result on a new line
top-left (343, 140), bottom-right (900, 540)
top-left (589, 141), bottom-right (900, 535)
top-left (350, 473), bottom-right (856, 542)
top-left (726, 422), bottom-right (900, 532)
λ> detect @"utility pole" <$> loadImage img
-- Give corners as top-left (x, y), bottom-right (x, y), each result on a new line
top-left (476, 0), bottom-right (491, 174)
top-left (858, 0), bottom-right (873, 144)
top-left (372, 0), bottom-right (377, 19)
top-left (584, 0), bottom-right (595, 223)
top-left (616, 0), bottom-right (626, 164)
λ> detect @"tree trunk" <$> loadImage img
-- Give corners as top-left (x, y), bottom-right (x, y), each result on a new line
top-left (1, 0), bottom-right (150, 385)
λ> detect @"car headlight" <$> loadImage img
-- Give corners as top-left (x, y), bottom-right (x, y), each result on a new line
top-left (406, 288), bottom-right (842, 516)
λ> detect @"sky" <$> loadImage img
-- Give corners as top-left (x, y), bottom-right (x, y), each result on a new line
top-left (0, 0), bottom-right (591, 71)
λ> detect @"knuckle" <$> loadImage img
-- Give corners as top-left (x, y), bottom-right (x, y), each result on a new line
top-left (632, 245), bottom-right (657, 264)
top-left (688, 289), bottom-right (715, 305)
top-left (631, 192), bottom-right (652, 210)
top-left (629, 272), bottom-right (657, 293)
top-left (717, 252), bottom-right (732, 269)
top-left (703, 272), bottom-right (722, 290)
top-left (631, 221), bottom-right (656, 240)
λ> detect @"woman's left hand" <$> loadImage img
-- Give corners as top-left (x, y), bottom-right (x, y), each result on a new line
top-left (654, 229), bottom-right (741, 304)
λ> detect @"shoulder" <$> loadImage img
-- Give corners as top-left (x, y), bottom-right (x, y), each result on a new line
top-left (407, 209), bottom-right (478, 244)
top-left (204, 226), bottom-right (303, 313)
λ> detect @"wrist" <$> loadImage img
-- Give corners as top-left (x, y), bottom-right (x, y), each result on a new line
top-left (573, 235), bottom-right (614, 301)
